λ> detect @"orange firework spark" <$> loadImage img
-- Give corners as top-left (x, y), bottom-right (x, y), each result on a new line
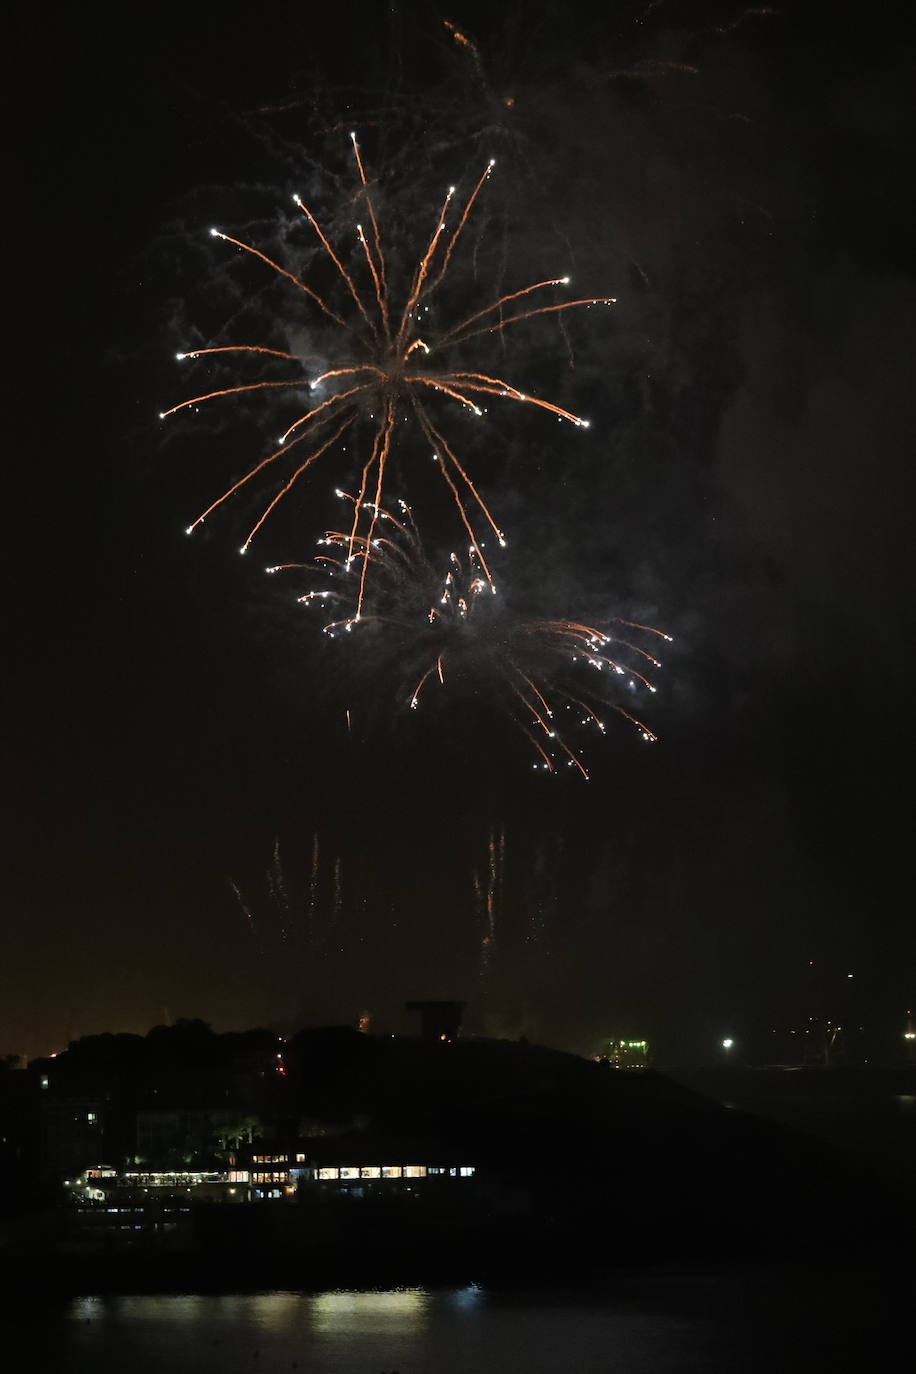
top-left (274, 491), bottom-right (669, 777)
top-left (163, 137), bottom-right (615, 615)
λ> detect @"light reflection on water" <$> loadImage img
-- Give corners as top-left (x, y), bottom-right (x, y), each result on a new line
top-left (22, 1271), bottom-right (902, 1374)
top-left (64, 1286), bottom-right (479, 1374)
top-left (312, 1286), bottom-right (429, 1326)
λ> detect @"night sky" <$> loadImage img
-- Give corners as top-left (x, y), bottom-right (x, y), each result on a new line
top-left (6, 2), bottom-right (914, 1061)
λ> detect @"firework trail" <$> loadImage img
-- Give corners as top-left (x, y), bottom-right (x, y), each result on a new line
top-left (275, 490), bottom-right (669, 778)
top-left (332, 854), bottom-right (343, 929)
top-left (485, 823), bottom-right (504, 976)
top-left (471, 823), bottom-right (504, 984)
top-left (267, 837), bottom-right (290, 944)
top-left (493, 824), bottom-right (505, 956)
top-left (483, 826), bottom-right (497, 978)
top-left (307, 830), bottom-right (320, 949)
top-left (472, 867), bottom-right (484, 954)
top-left (230, 830), bottom-right (348, 962)
top-left (228, 878), bottom-right (263, 958)
top-left (162, 135), bottom-right (614, 613)
top-left (443, 18), bottom-right (481, 64)
top-left (527, 830), bottom-right (563, 945)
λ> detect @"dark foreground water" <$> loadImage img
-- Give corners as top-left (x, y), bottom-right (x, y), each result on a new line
top-left (11, 1268), bottom-right (910, 1373)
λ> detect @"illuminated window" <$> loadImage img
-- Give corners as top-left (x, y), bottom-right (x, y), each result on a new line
top-left (296, 1153), bottom-right (305, 1162)
top-left (460, 1167), bottom-right (475, 1177)
top-left (339, 1167), bottom-right (359, 1180)
top-left (402, 1166), bottom-right (426, 1179)
top-left (360, 1167), bottom-right (380, 1179)
top-left (317, 1167), bottom-right (339, 1180)
top-left (87, 1111), bottom-right (97, 1123)
top-left (381, 1166), bottom-right (402, 1179)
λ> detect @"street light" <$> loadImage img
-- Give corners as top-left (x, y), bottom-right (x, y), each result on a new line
top-left (722, 1038), bottom-right (734, 1051)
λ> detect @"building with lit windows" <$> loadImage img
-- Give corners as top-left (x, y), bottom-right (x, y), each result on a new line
top-left (597, 1040), bottom-right (649, 1070)
top-left (311, 1163), bottom-right (476, 1185)
top-left (244, 1145), bottom-right (309, 1199)
top-left (229, 1133), bottom-right (478, 1199)
top-left (302, 1132), bottom-right (477, 1195)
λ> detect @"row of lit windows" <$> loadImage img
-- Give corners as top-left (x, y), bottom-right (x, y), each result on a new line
top-left (94, 1206), bottom-right (190, 1215)
top-left (315, 1166), bottom-right (475, 1181)
top-left (251, 1153), bottom-right (307, 1164)
top-left (121, 1172), bottom-right (222, 1184)
top-left (80, 1164), bottom-right (476, 1190)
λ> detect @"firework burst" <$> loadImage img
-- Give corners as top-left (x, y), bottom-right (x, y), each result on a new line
top-left (162, 135), bottom-right (614, 614)
top-left (271, 491), bottom-right (669, 779)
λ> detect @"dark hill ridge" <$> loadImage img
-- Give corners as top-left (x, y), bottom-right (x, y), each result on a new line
top-left (10, 1027), bottom-right (911, 1283)
top-left (326, 1036), bottom-right (909, 1263)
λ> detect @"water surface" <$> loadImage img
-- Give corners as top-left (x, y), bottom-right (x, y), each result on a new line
top-left (16, 1267), bottom-right (906, 1373)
